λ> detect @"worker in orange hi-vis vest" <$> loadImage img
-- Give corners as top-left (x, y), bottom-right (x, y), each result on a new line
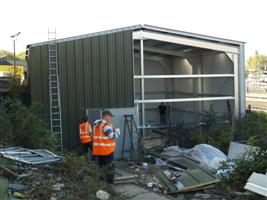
top-left (79, 116), bottom-right (93, 158)
top-left (93, 110), bottom-right (120, 184)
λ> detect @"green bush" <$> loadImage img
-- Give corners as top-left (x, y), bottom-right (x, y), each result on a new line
top-left (234, 112), bottom-right (267, 148)
top-left (220, 112), bottom-right (267, 192)
top-left (221, 147), bottom-right (267, 192)
top-left (192, 112), bottom-right (231, 153)
top-left (57, 152), bottom-right (122, 200)
top-left (0, 97), bottom-right (57, 149)
top-left (171, 111), bottom-right (232, 153)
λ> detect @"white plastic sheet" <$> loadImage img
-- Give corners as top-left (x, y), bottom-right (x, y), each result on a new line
top-left (188, 144), bottom-right (227, 170)
top-left (163, 144), bottom-right (227, 171)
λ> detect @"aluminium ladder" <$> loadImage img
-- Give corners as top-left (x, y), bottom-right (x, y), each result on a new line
top-left (48, 28), bottom-right (63, 150)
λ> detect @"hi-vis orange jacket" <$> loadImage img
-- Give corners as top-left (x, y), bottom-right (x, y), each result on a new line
top-left (79, 122), bottom-right (92, 143)
top-left (92, 121), bottom-right (116, 156)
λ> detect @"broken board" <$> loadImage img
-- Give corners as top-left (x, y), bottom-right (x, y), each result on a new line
top-left (171, 168), bottom-right (219, 194)
top-left (244, 172), bottom-right (267, 197)
top-left (0, 177), bottom-right (8, 200)
top-left (167, 155), bottom-right (201, 170)
top-left (114, 175), bottom-right (137, 184)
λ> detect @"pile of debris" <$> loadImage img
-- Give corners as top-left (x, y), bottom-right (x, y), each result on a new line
top-left (115, 144), bottom-right (223, 196)
top-left (0, 147), bottom-right (110, 200)
top-left (0, 147), bottom-right (65, 199)
top-left (114, 143), bottom-right (265, 199)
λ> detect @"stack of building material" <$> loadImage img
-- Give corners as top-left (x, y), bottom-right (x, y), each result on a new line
top-left (155, 155), bottom-right (219, 194)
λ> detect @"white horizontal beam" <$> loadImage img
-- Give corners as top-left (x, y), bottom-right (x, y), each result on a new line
top-left (133, 31), bottom-right (239, 54)
top-left (135, 96), bottom-right (235, 104)
top-left (134, 74), bottom-right (235, 79)
top-left (134, 45), bottom-right (186, 57)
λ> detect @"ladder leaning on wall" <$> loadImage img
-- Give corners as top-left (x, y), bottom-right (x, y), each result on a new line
top-left (48, 28), bottom-right (63, 150)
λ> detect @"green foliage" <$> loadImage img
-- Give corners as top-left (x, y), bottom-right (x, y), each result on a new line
top-left (0, 49), bottom-right (25, 61)
top-left (0, 97), bottom-right (57, 149)
top-left (192, 112), bottom-right (231, 152)
top-left (57, 152), bottom-right (122, 200)
top-left (247, 50), bottom-right (267, 72)
top-left (16, 52), bottom-right (26, 61)
top-left (220, 112), bottom-right (267, 192)
top-left (221, 148), bottom-right (267, 192)
top-left (234, 112), bottom-right (267, 149)
top-left (172, 111), bottom-right (231, 153)
top-left (8, 73), bottom-right (26, 101)
top-left (0, 50), bottom-right (13, 60)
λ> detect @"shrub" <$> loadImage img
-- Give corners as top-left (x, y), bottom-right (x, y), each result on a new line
top-left (0, 97), bottom-right (57, 149)
top-left (220, 112), bottom-right (267, 192)
top-left (234, 112), bottom-right (267, 149)
top-left (192, 112), bottom-right (232, 153)
top-left (170, 111), bottom-right (232, 153)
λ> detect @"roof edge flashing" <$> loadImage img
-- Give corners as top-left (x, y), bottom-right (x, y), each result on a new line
top-left (141, 24), bottom-right (245, 45)
top-left (27, 24), bottom-right (244, 49)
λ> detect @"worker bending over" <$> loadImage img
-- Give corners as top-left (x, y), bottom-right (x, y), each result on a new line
top-left (79, 116), bottom-right (93, 159)
top-left (93, 110), bottom-right (120, 184)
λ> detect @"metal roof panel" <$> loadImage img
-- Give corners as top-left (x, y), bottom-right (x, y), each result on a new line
top-left (27, 24), bottom-right (244, 48)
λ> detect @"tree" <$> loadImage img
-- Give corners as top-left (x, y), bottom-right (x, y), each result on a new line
top-left (0, 50), bottom-right (13, 60)
top-left (247, 51), bottom-right (267, 73)
top-left (0, 49), bottom-right (26, 61)
top-left (16, 52), bottom-right (26, 60)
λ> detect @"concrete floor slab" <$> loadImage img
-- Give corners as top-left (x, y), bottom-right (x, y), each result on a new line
top-left (114, 183), bottom-right (172, 200)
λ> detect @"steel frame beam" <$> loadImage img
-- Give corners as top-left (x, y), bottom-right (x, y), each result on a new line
top-left (232, 53), bottom-right (240, 117)
top-left (239, 44), bottom-right (246, 116)
top-left (140, 39), bottom-right (145, 128)
top-left (135, 96), bottom-right (235, 104)
top-left (133, 29), bottom-right (244, 130)
top-left (134, 45), bottom-right (186, 57)
top-left (134, 74), bottom-right (234, 79)
top-left (133, 31), bottom-right (239, 54)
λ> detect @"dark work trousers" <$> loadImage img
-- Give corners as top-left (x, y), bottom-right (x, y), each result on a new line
top-left (82, 142), bottom-right (90, 154)
top-left (160, 114), bottom-right (166, 124)
top-left (82, 142), bottom-right (96, 161)
top-left (97, 153), bottom-right (115, 184)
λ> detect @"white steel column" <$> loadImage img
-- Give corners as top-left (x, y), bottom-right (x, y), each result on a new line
top-left (239, 44), bottom-right (246, 116)
top-left (140, 39), bottom-right (145, 128)
top-left (233, 53), bottom-right (240, 117)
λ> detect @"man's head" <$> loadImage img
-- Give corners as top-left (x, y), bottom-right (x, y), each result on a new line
top-left (83, 116), bottom-right (88, 122)
top-left (161, 102), bottom-right (164, 105)
top-left (102, 110), bottom-right (114, 122)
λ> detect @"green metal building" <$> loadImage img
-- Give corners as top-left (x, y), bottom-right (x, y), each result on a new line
top-left (27, 25), bottom-right (245, 151)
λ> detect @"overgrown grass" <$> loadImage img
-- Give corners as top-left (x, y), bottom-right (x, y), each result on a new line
top-left (56, 152), bottom-right (122, 200)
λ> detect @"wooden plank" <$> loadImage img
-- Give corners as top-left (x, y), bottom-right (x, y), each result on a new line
top-left (114, 175), bottom-right (137, 184)
top-left (169, 179), bottom-right (219, 194)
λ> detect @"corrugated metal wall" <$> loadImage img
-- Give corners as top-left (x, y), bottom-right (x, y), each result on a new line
top-left (28, 30), bottom-right (134, 149)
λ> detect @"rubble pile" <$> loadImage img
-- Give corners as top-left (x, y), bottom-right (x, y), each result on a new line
top-left (0, 148), bottom-right (107, 200)
top-left (0, 159), bottom-right (91, 200)
top-left (114, 143), bottom-right (261, 200)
